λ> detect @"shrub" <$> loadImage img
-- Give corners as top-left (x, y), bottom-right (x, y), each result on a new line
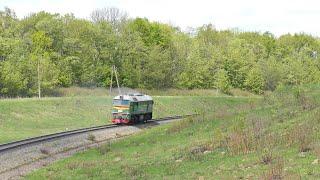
top-left (244, 67), bottom-right (265, 94)
top-left (215, 69), bottom-right (231, 94)
top-left (87, 134), bottom-right (96, 142)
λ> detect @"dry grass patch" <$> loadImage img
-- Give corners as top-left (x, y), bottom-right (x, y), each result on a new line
top-left (262, 157), bottom-right (284, 180)
top-left (313, 145), bottom-right (320, 159)
top-left (225, 129), bottom-right (255, 155)
top-left (167, 116), bottom-right (200, 134)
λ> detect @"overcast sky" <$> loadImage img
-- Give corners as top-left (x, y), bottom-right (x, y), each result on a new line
top-left (1, 0), bottom-right (320, 36)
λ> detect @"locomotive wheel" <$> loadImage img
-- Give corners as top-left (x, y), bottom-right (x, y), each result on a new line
top-left (132, 116), bottom-right (137, 124)
top-left (144, 115), bottom-right (148, 123)
top-left (144, 114), bottom-right (150, 123)
top-left (139, 115), bottom-right (144, 123)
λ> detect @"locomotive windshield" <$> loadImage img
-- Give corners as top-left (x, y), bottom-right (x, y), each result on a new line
top-left (113, 99), bottom-right (130, 106)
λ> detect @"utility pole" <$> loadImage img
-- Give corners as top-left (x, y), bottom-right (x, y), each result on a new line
top-left (109, 65), bottom-right (121, 95)
top-left (109, 66), bottom-right (113, 94)
top-left (38, 57), bottom-right (41, 99)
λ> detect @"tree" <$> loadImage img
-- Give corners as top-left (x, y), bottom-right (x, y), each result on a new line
top-left (1, 9), bottom-right (320, 97)
top-left (0, 7), bottom-right (18, 37)
top-left (142, 46), bottom-right (172, 88)
top-left (90, 7), bottom-right (127, 30)
top-left (261, 57), bottom-right (283, 91)
top-left (244, 67), bottom-right (264, 94)
top-left (31, 31), bottom-right (52, 98)
top-left (215, 69), bottom-right (231, 94)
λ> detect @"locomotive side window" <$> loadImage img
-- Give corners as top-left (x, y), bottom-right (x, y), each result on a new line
top-left (113, 100), bottom-right (129, 106)
top-left (132, 102), bottom-right (138, 111)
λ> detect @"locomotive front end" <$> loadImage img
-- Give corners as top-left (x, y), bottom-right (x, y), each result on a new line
top-left (111, 94), bottom-right (153, 124)
top-left (112, 96), bottom-right (131, 124)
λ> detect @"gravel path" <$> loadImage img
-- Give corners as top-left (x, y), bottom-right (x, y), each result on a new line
top-left (0, 119), bottom-right (180, 180)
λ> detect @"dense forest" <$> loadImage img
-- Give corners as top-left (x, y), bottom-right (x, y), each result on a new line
top-left (1, 7), bottom-right (320, 97)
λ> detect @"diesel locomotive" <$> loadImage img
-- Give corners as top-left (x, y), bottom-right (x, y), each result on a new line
top-left (111, 94), bottom-right (153, 124)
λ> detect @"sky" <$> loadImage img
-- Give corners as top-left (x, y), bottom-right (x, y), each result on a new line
top-left (1, 0), bottom-right (320, 36)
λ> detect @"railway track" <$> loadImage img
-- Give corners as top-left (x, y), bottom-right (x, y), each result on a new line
top-left (0, 114), bottom-right (195, 153)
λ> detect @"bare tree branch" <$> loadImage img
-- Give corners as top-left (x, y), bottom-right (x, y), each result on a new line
top-left (90, 7), bottom-right (128, 27)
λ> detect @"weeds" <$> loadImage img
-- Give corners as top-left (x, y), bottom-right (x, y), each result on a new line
top-left (167, 117), bottom-right (200, 134)
top-left (212, 129), bottom-right (226, 149)
top-left (262, 157), bottom-right (284, 180)
top-left (121, 164), bottom-right (144, 179)
top-left (115, 133), bottom-right (123, 138)
top-left (213, 106), bottom-right (235, 119)
top-left (293, 88), bottom-right (317, 111)
top-left (87, 134), bottom-right (96, 142)
top-left (290, 123), bottom-right (313, 152)
top-left (40, 148), bottom-right (50, 155)
top-left (226, 129), bottom-right (254, 155)
top-left (225, 117), bottom-right (256, 155)
top-left (98, 142), bottom-right (112, 155)
top-left (66, 161), bottom-right (102, 171)
top-left (260, 148), bottom-right (274, 165)
top-left (172, 141), bottom-right (213, 161)
top-left (248, 115), bottom-right (266, 140)
top-left (313, 144), bottom-right (320, 159)
top-left (189, 143), bottom-right (212, 155)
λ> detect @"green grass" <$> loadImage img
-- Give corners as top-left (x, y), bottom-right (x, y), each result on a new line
top-left (48, 87), bottom-right (257, 97)
top-left (26, 86), bottom-right (320, 179)
top-left (0, 95), bottom-right (254, 144)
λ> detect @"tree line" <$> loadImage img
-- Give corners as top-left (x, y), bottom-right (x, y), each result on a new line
top-left (1, 7), bottom-right (320, 97)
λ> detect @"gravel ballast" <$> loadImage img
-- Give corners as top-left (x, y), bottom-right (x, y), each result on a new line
top-left (0, 119), bottom-right (180, 180)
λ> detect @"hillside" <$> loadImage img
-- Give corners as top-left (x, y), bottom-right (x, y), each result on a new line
top-left (27, 85), bottom-right (320, 179)
top-left (0, 93), bottom-right (253, 144)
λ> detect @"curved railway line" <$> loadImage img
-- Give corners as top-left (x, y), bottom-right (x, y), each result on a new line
top-left (0, 114), bottom-right (196, 154)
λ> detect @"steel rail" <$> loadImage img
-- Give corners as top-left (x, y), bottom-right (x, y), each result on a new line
top-left (0, 114), bottom-right (196, 153)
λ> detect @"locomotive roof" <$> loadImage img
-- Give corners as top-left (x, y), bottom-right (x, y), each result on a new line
top-left (113, 93), bottom-right (153, 102)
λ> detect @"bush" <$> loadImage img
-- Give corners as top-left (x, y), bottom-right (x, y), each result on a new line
top-left (244, 67), bottom-right (265, 94)
top-left (215, 69), bottom-right (231, 94)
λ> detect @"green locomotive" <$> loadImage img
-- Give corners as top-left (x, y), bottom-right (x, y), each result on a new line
top-left (111, 94), bottom-right (153, 124)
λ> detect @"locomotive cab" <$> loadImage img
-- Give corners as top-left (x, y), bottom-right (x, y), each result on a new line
top-left (112, 94), bottom-right (153, 124)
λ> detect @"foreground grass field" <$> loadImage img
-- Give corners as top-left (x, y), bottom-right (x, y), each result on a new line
top-left (0, 93), bottom-right (253, 144)
top-left (27, 85), bottom-right (320, 179)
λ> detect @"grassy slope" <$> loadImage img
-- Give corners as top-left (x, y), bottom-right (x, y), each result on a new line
top-left (0, 95), bottom-right (252, 144)
top-left (27, 85), bottom-right (320, 179)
